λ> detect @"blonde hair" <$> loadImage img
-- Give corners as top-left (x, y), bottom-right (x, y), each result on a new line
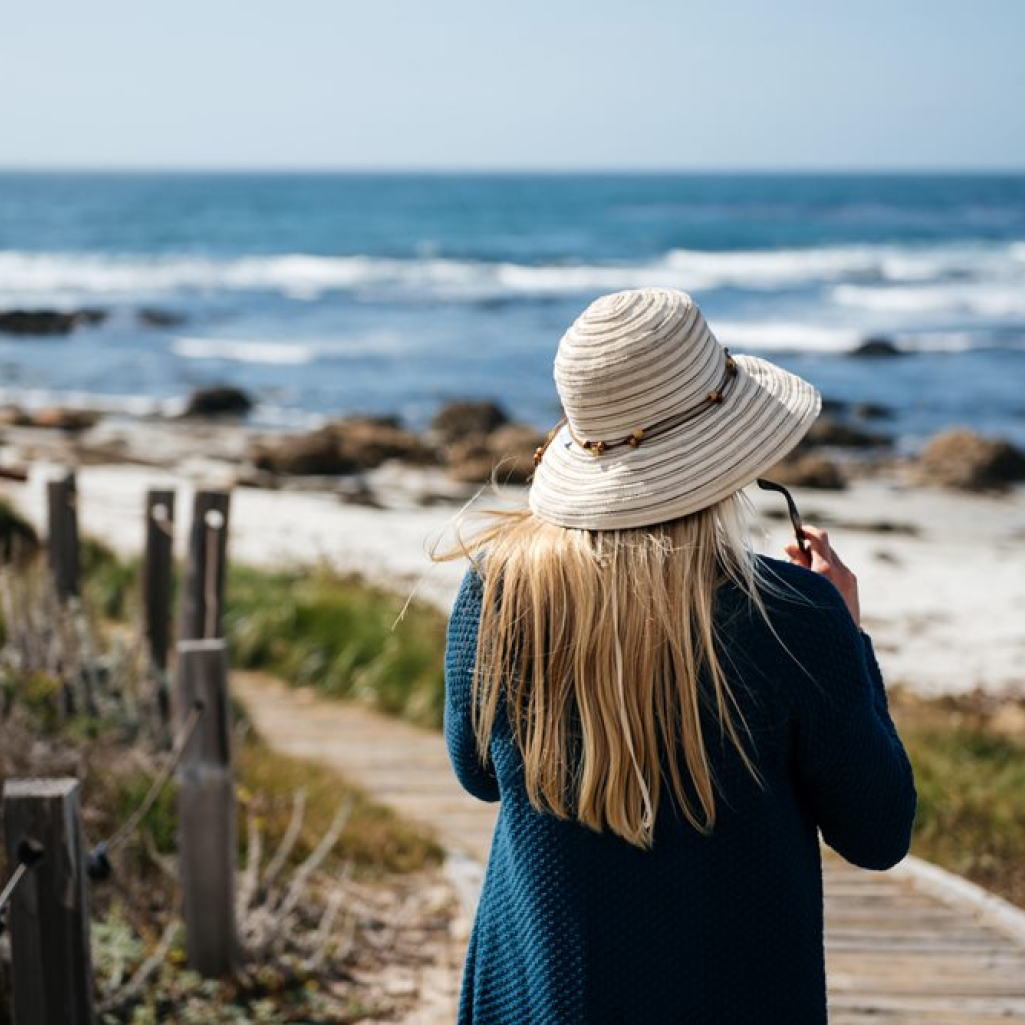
top-left (435, 489), bottom-right (799, 849)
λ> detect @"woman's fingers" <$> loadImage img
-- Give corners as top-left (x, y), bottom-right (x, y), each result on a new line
top-left (784, 523), bottom-right (862, 628)
top-left (798, 526), bottom-right (833, 574)
top-left (783, 542), bottom-right (810, 568)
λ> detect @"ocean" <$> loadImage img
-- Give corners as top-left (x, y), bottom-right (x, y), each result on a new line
top-left (1, 172), bottom-right (1024, 450)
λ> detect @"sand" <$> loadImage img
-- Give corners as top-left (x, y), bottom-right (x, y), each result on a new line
top-left (2, 436), bottom-right (1023, 698)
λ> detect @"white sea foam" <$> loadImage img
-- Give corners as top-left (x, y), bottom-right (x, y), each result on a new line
top-left (1, 241), bottom-right (1022, 305)
top-left (712, 321), bottom-right (863, 353)
top-left (171, 330), bottom-right (415, 365)
top-left (832, 282), bottom-right (1025, 318)
top-left (171, 337), bottom-right (320, 365)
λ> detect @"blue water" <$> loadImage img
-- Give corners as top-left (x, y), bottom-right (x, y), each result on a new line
top-left (1, 172), bottom-right (1024, 448)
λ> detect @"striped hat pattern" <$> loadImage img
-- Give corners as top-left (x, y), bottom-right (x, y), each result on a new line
top-left (528, 288), bottom-right (822, 530)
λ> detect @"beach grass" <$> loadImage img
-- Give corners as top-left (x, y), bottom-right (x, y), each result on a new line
top-left (891, 692), bottom-right (1025, 909)
top-left (225, 565), bottom-right (448, 729)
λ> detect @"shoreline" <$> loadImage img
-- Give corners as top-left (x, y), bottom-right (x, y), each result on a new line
top-left (1, 412), bottom-right (1024, 699)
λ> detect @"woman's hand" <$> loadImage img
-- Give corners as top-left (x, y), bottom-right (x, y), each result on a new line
top-left (784, 525), bottom-right (861, 628)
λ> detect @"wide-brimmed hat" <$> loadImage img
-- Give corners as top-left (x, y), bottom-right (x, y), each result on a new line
top-left (528, 288), bottom-right (822, 530)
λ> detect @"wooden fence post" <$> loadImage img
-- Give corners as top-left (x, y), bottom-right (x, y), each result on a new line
top-left (2, 778), bottom-right (94, 1025)
top-left (178, 490), bottom-right (230, 642)
top-left (142, 489), bottom-right (176, 726)
top-left (174, 638), bottom-right (238, 976)
top-left (46, 472), bottom-right (79, 602)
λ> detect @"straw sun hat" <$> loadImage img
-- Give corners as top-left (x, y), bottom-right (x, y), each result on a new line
top-left (528, 288), bottom-right (822, 530)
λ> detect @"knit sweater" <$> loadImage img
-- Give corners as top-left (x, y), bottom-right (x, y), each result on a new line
top-left (444, 554), bottom-right (917, 1025)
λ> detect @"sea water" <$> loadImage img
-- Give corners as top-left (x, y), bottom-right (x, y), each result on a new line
top-left (1, 172), bottom-right (1023, 449)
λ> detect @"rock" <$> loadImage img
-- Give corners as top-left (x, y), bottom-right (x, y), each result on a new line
top-left (183, 385), bottom-right (254, 418)
top-left (30, 407), bottom-right (102, 432)
top-left (821, 397), bottom-right (848, 415)
top-left (762, 455), bottom-right (847, 490)
top-left (851, 336), bottom-right (905, 358)
top-left (446, 423), bottom-right (547, 484)
top-left (913, 428), bottom-right (1025, 492)
top-left (0, 405), bottom-right (100, 431)
top-left (852, 401), bottom-right (893, 420)
top-left (0, 308), bottom-right (107, 335)
top-left (138, 307), bottom-right (186, 327)
top-left (802, 416), bottom-right (891, 449)
top-left (432, 400), bottom-right (509, 444)
top-left (253, 417), bottom-right (436, 476)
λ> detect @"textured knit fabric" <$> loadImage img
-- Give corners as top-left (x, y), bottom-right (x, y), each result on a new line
top-left (443, 554), bottom-right (917, 1025)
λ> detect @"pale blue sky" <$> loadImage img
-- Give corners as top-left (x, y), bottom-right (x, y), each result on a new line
top-left (2, 0), bottom-right (1023, 170)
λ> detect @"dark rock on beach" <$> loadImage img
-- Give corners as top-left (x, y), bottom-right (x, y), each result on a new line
top-left (183, 385), bottom-right (254, 419)
top-left (0, 308), bottom-right (107, 336)
top-left (252, 417), bottom-right (437, 476)
top-left (431, 400), bottom-right (509, 444)
top-left (802, 416), bottom-right (892, 450)
top-left (0, 404), bottom-right (102, 432)
top-left (852, 401), bottom-right (893, 420)
top-left (138, 307), bottom-right (187, 328)
top-left (851, 336), bottom-right (906, 358)
top-left (763, 454), bottom-right (847, 490)
top-left (913, 428), bottom-right (1025, 492)
top-left (446, 423), bottom-right (547, 485)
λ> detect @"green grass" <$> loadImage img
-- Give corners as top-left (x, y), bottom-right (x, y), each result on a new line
top-left (892, 692), bottom-right (1025, 909)
top-left (225, 565), bottom-right (448, 729)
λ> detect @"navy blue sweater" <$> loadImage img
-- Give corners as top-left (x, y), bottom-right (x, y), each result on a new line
top-left (444, 555), bottom-right (917, 1024)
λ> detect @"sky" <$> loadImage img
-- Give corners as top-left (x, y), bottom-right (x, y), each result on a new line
top-left (1, 0), bottom-right (1024, 171)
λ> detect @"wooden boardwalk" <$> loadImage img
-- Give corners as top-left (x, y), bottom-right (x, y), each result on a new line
top-left (236, 673), bottom-right (1025, 1024)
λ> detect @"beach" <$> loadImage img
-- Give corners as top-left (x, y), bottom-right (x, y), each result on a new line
top-left (1, 415), bottom-right (1023, 699)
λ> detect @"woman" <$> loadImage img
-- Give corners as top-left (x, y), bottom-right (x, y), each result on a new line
top-left (441, 288), bottom-right (917, 1024)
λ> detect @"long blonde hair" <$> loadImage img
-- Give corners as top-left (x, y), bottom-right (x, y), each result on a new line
top-left (435, 489), bottom-right (798, 849)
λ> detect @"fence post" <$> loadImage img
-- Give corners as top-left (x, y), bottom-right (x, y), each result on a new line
top-left (174, 638), bottom-right (238, 976)
top-left (142, 489), bottom-right (176, 726)
top-left (46, 471), bottom-right (79, 602)
top-left (178, 490), bottom-right (230, 642)
top-left (2, 778), bottom-right (94, 1025)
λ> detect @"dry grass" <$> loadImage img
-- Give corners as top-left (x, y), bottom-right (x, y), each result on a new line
top-left (891, 689), bottom-right (1025, 909)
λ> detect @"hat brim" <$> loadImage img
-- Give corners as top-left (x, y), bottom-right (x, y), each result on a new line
top-left (528, 353), bottom-right (821, 530)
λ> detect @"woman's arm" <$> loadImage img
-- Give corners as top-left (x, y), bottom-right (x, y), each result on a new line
top-left (443, 566), bottom-right (501, 803)
top-left (789, 572), bottom-right (917, 870)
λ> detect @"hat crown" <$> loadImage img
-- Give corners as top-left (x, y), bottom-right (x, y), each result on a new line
top-left (554, 288), bottom-right (727, 442)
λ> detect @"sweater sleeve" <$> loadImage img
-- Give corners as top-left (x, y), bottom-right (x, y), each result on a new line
top-left (444, 565), bottom-right (501, 803)
top-left (788, 575), bottom-right (917, 870)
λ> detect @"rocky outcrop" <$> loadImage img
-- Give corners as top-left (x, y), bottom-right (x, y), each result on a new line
top-left (446, 424), bottom-right (547, 485)
top-left (852, 336), bottom-right (906, 358)
top-left (913, 429), bottom-right (1025, 492)
top-left (0, 308), bottom-right (107, 336)
top-left (183, 386), bottom-right (254, 419)
top-left (802, 416), bottom-right (891, 450)
top-left (138, 307), bottom-right (187, 327)
top-left (0, 405), bottom-right (101, 432)
top-left (252, 417), bottom-right (437, 476)
top-left (763, 454), bottom-right (847, 490)
top-left (431, 400), bottom-right (509, 444)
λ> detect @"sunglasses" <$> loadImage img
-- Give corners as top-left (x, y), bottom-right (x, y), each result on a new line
top-left (755, 478), bottom-right (809, 557)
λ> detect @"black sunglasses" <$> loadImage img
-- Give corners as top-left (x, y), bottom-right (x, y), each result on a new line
top-left (755, 478), bottom-right (809, 557)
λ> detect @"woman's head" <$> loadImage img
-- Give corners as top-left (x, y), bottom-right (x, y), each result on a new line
top-left (438, 288), bottom-right (821, 848)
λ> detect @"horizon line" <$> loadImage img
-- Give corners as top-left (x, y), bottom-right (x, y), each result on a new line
top-left (1, 164), bottom-right (1025, 176)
